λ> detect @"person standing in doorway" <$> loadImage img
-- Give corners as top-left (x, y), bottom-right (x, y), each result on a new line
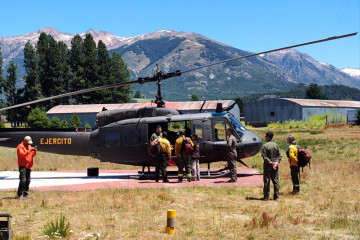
top-left (150, 125), bottom-right (162, 142)
top-left (16, 136), bottom-right (37, 199)
top-left (261, 132), bottom-right (282, 200)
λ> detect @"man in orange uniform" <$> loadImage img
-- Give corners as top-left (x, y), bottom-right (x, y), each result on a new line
top-left (17, 136), bottom-right (37, 199)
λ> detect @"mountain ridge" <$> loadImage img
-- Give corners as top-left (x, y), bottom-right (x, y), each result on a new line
top-left (0, 27), bottom-right (359, 101)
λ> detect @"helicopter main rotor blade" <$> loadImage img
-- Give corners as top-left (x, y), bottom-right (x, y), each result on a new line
top-left (0, 80), bottom-right (141, 112)
top-left (0, 32), bottom-right (357, 112)
top-left (181, 32), bottom-right (358, 74)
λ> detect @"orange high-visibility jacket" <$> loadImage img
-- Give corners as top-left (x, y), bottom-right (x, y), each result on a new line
top-left (17, 142), bottom-right (36, 169)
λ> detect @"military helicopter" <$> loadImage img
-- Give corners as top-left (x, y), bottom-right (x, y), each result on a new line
top-left (0, 32), bottom-right (357, 177)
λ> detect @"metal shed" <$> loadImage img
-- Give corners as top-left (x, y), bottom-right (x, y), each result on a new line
top-left (47, 100), bottom-right (240, 128)
top-left (244, 98), bottom-right (360, 126)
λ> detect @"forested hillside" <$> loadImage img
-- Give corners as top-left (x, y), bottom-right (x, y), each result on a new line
top-left (0, 33), bottom-right (131, 125)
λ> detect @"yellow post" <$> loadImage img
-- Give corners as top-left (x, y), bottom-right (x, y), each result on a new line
top-left (166, 209), bottom-right (176, 234)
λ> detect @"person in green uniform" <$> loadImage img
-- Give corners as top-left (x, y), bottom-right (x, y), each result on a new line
top-left (226, 128), bottom-right (237, 182)
top-left (150, 125), bottom-right (162, 142)
top-left (261, 131), bottom-right (282, 200)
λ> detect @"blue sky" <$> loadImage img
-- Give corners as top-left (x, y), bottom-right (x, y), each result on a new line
top-left (1, 0), bottom-right (359, 69)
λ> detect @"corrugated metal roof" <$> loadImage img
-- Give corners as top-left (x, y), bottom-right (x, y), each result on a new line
top-left (283, 98), bottom-right (360, 108)
top-left (47, 100), bottom-right (234, 114)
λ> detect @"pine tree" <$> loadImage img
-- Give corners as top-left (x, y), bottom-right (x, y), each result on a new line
top-left (37, 33), bottom-right (65, 107)
top-left (109, 53), bottom-right (131, 103)
top-left (190, 94), bottom-right (199, 101)
top-left (69, 35), bottom-right (85, 104)
top-left (82, 34), bottom-right (98, 104)
top-left (37, 33), bottom-right (50, 98)
top-left (23, 41), bottom-right (42, 103)
top-left (306, 84), bottom-right (326, 99)
top-left (94, 40), bottom-right (112, 103)
top-left (134, 91), bottom-right (142, 98)
top-left (4, 61), bottom-right (22, 126)
top-left (58, 41), bottom-right (73, 104)
top-left (0, 46), bottom-right (4, 90)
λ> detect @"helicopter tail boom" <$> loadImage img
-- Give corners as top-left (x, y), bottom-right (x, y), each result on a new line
top-left (0, 129), bottom-right (91, 156)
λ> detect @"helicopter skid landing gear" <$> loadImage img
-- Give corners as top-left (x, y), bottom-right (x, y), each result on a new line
top-left (138, 165), bottom-right (152, 180)
top-left (199, 163), bottom-right (230, 179)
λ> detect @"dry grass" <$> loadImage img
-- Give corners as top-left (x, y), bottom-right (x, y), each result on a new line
top-left (0, 126), bottom-right (360, 239)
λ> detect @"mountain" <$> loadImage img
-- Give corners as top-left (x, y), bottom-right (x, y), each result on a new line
top-left (342, 68), bottom-right (360, 80)
top-left (261, 49), bottom-right (360, 88)
top-left (1, 27), bottom-right (359, 101)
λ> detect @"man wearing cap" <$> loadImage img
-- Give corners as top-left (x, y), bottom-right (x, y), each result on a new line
top-left (287, 134), bottom-right (300, 194)
top-left (16, 136), bottom-right (37, 199)
top-left (261, 132), bottom-right (282, 200)
top-left (175, 130), bottom-right (194, 182)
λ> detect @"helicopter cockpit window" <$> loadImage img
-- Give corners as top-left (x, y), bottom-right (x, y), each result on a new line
top-left (213, 120), bottom-right (227, 141)
top-left (103, 132), bottom-right (121, 148)
top-left (229, 116), bottom-right (246, 138)
top-left (124, 129), bottom-right (141, 146)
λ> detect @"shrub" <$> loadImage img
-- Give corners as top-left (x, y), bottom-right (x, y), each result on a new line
top-left (69, 113), bottom-right (81, 128)
top-left (50, 116), bottom-right (61, 128)
top-left (43, 214), bottom-right (71, 239)
top-left (85, 122), bottom-right (91, 129)
top-left (27, 108), bottom-right (50, 128)
top-left (60, 118), bottom-right (69, 128)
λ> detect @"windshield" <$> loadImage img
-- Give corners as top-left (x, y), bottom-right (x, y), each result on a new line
top-left (229, 116), bottom-right (246, 138)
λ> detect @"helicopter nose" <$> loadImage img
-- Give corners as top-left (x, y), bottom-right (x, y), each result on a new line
top-left (242, 131), bottom-right (263, 158)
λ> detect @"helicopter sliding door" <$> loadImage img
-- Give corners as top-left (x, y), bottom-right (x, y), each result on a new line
top-left (211, 118), bottom-right (230, 162)
top-left (192, 120), bottom-right (211, 163)
top-left (99, 124), bottom-right (148, 165)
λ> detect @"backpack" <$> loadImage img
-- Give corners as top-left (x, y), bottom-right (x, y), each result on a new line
top-left (181, 137), bottom-right (193, 155)
top-left (148, 139), bottom-right (160, 157)
top-left (296, 146), bottom-right (311, 171)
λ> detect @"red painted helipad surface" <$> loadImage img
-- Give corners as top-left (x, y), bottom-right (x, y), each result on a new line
top-left (0, 167), bottom-right (262, 191)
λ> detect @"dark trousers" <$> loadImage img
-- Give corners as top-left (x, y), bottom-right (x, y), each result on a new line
top-left (18, 166), bottom-right (31, 197)
top-left (177, 155), bottom-right (192, 180)
top-left (227, 153), bottom-right (237, 181)
top-left (263, 163), bottom-right (279, 199)
top-left (155, 153), bottom-right (168, 182)
top-left (291, 165), bottom-right (300, 193)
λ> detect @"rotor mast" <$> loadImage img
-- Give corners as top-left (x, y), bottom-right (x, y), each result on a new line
top-left (155, 64), bottom-right (165, 108)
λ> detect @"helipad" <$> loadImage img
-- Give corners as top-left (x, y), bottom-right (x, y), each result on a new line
top-left (0, 167), bottom-right (262, 191)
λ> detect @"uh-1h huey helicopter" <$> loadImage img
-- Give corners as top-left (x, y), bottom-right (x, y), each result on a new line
top-left (0, 32), bottom-right (357, 177)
